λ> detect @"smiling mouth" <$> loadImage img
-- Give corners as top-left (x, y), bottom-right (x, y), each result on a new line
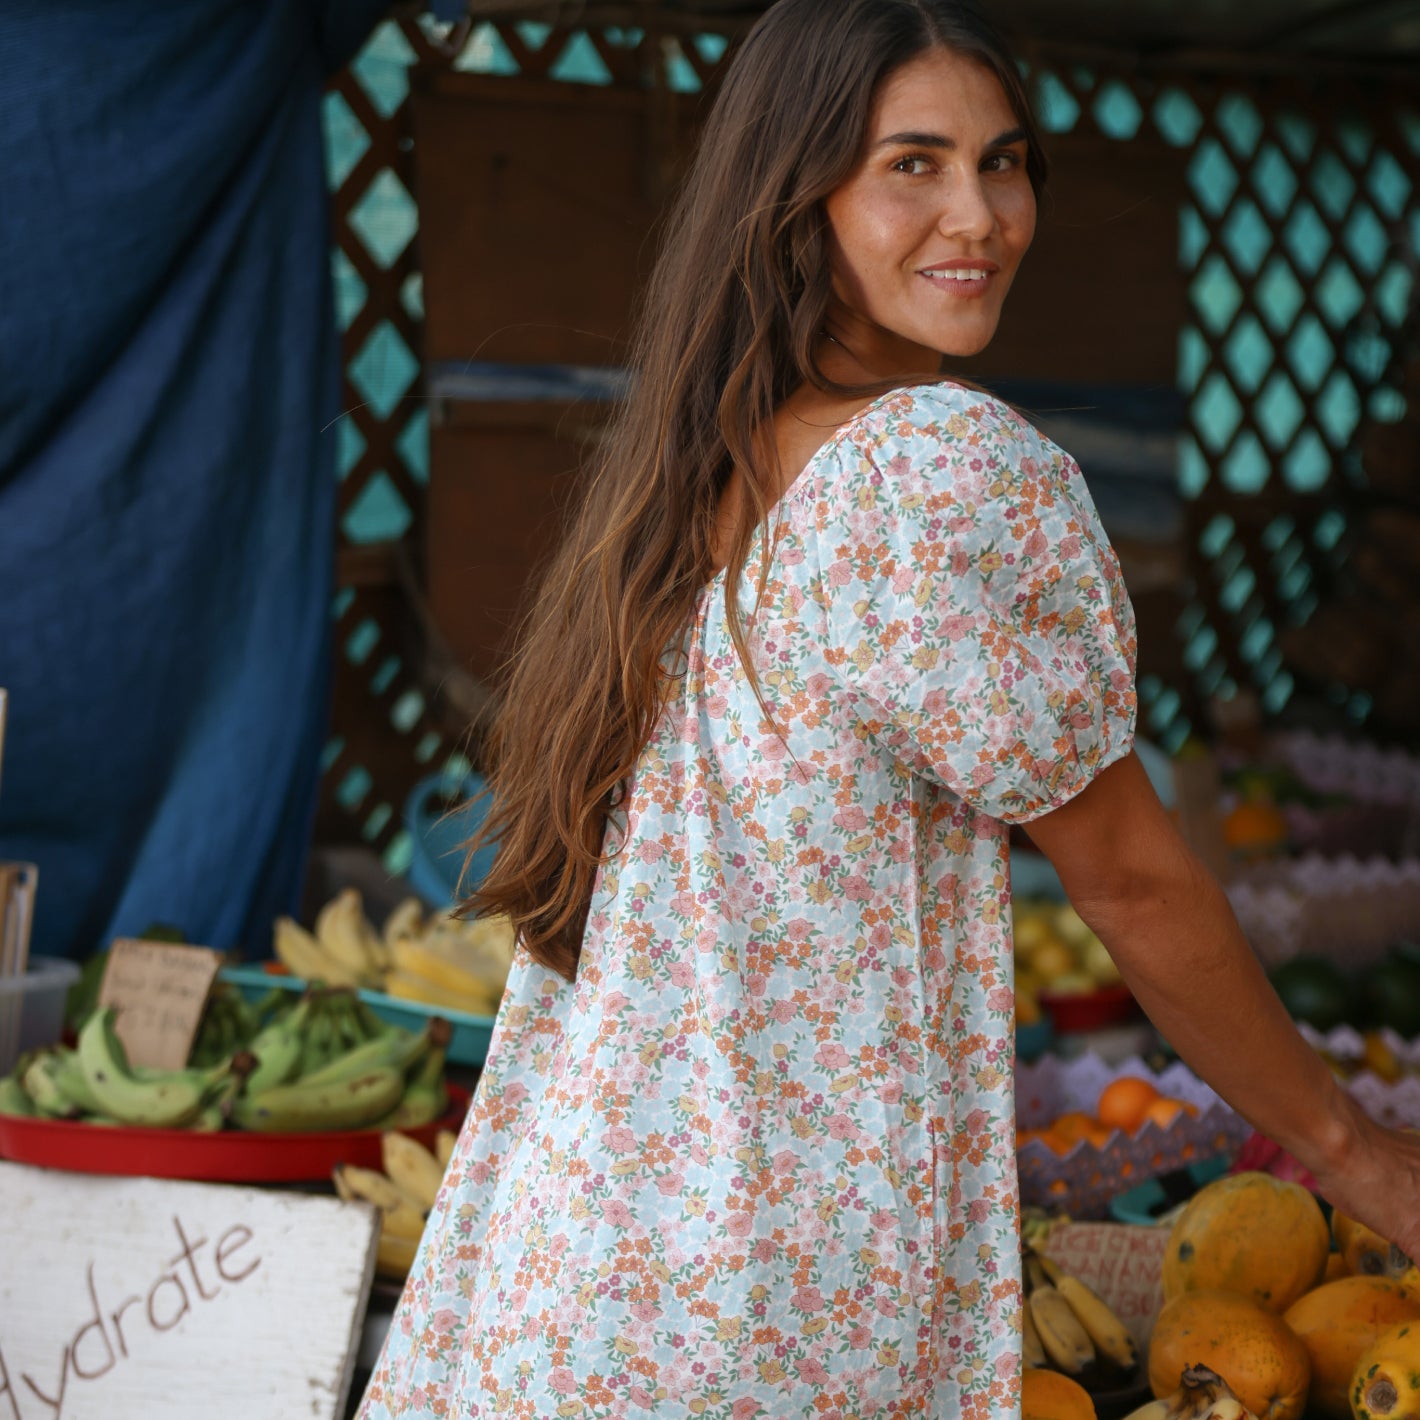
top-left (921, 268), bottom-right (993, 283)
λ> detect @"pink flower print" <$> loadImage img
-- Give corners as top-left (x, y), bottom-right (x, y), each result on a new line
top-left (732, 1399), bottom-right (762, 1420)
top-left (871, 1209), bottom-right (896, 1231)
top-left (602, 990), bottom-right (630, 1014)
top-left (656, 1171), bottom-right (685, 1196)
top-left (780, 545), bottom-right (805, 566)
top-left (796, 1359), bottom-right (831, 1385)
top-left (827, 560), bottom-right (853, 587)
top-left (814, 1042), bottom-right (851, 1070)
top-left (967, 1198), bottom-right (990, 1224)
top-left (805, 672), bottom-right (833, 699)
top-left (791, 1285), bottom-right (825, 1313)
top-left (631, 1302), bottom-right (660, 1324)
top-left (606, 1125), bottom-right (638, 1154)
top-left (469, 1160), bottom-right (492, 1186)
top-left (952, 548), bottom-right (970, 577)
top-left (995, 1350), bottom-right (1020, 1380)
top-left (758, 735), bottom-right (788, 761)
top-left (430, 1308), bottom-right (461, 1336)
top-left (752, 1238), bottom-right (777, 1262)
top-left (1060, 533), bottom-right (1082, 559)
top-left (891, 566), bottom-right (914, 594)
top-left (965, 1108), bottom-right (989, 1135)
top-left (949, 515), bottom-right (975, 534)
top-left (550, 1367), bottom-right (578, 1396)
top-left (922, 687), bottom-right (949, 717)
top-left (706, 694), bottom-right (728, 719)
top-left (833, 805), bottom-right (869, 832)
top-left (768, 997), bottom-right (796, 1024)
top-left (772, 1148), bottom-right (799, 1174)
top-left (629, 1386), bottom-right (655, 1408)
top-left (842, 874), bottom-right (871, 902)
top-left (848, 1325), bottom-right (873, 1350)
top-left (671, 890), bottom-right (698, 916)
top-left (827, 1111), bottom-right (860, 1142)
top-left (786, 917), bottom-right (813, 941)
top-left (669, 960), bottom-right (696, 989)
top-left (1023, 527), bottom-right (1048, 559)
top-left (507, 1287), bottom-right (528, 1312)
top-left (725, 1212), bottom-right (754, 1238)
top-left (637, 840), bottom-right (664, 864)
top-left (690, 1143), bottom-right (709, 1166)
top-left (940, 614), bottom-right (975, 641)
top-left (503, 1082), bottom-right (530, 1106)
top-left (875, 1295), bottom-right (899, 1318)
top-left (745, 973), bottom-right (767, 997)
top-left (601, 1200), bottom-right (634, 1229)
top-left (879, 1080), bottom-right (903, 1105)
top-left (970, 763), bottom-right (995, 788)
top-left (987, 986), bottom-right (1013, 1013)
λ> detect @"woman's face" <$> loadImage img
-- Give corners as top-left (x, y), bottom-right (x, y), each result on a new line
top-left (823, 46), bottom-right (1037, 374)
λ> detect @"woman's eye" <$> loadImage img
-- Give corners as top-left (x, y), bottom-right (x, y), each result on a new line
top-left (891, 154), bottom-right (933, 176)
top-left (981, 151), bottom-right (1024, 174)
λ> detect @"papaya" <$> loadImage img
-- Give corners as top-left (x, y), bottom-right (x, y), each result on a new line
top-left (1326, 1252), bottom-right (1354, 1283)
top-left (1021, 1366), bottom-right (1096, 1420)
top-left (1162, 1171), bottom-right (1329, 1313)
top-left (1334, 1208), bottom-right (1399, 1278)
top-left (1282, 1276), bottom-right (1420, 1418)
top-left (1148, 1289), bottom-right (1310, 1420)
top-left (1352, 1321), bottom-right (1420, 1418)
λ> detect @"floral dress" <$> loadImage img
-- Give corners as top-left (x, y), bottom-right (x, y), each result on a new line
top-left (357, 382), bottom-right (1137, 1420)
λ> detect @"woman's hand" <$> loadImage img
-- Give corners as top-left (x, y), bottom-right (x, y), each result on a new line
top-left (1023, 750), bottom-right (1420, 1260)
top-left (1307, 1104), bottom-right (1420, 1267)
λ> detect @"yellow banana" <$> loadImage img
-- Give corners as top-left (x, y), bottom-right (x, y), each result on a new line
top-left (1028, 1284), bottom-right (1096, 1375)
top-left (435, 1128), bottom-right (458, 1169)
top-left (1021, 1294), bottom-right (1047, 1368)
top-left (333, 1164), bottom-right (428, 1241)
top-left (384, 965), bottom-right (499, 1017)
top-left (315, 888), bottom-right (388, 982)
top-left (382, 1132), bottom-right (446, 1212)
top-left (375, 1227), bottom-right (421, 1280)
top-left (1057, 1273), bottom-right (1138, 1370)
top-left (390, 934), bottom-right (494, 1001)
top-left (383, 896), bottom-right (425, 950)
top-left (273, 916), bottom-right (364, 989)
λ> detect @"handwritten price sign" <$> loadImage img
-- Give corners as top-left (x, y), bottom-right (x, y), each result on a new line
top-left (1040, 1222), bottom-right (1170, 1351)
top-left (0, 1163), bottom-right (378, 1420)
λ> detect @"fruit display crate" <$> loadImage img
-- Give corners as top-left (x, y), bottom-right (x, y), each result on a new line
top-left (219, 964), bottom-right (495, 1068)
top-left (0, 1084), bottom-right (471, 1182)
top-left (1017, 1054), bottom-right (1251, 1220)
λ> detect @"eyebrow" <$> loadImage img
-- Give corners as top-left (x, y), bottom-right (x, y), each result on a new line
top-left (873, 126), bottom-right (1029, 151)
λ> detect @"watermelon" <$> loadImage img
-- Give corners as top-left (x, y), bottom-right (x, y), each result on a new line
top-left (1267, 955), bottom-right (1357, 1033)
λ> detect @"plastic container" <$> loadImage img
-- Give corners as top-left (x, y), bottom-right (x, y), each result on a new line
top-left (403, 771), bottom-right (497, 911)
top-left (0, 956), bottom-right (80, 1075)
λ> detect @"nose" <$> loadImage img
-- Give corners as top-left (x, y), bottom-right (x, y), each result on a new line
top-left (937, 174), bottom-right (997, 242)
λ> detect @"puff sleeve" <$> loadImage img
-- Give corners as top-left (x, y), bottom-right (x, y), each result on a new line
top-left (806, 383), bottom-right (1138, 823)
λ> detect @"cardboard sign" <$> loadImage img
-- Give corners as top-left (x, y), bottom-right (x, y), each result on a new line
top-left (97, 941), bottom-right (223, 1071)
top-left (1039, 1221), bottom-right (1170, 1351)
top-left (0, 1161), bottom-right (379, 1420)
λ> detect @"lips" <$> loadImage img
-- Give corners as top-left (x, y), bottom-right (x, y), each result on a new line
top-left (921, 267), bottom-right (993, 282)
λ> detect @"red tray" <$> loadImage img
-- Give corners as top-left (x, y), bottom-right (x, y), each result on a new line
top-left (0, 1085), bottom-right (471, 1182)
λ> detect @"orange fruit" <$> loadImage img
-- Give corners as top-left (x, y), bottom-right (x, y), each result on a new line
top-left (1097, 1076), bottom-right (1162, 1134)
top-left (1051, 1111), bottom-right (1112, 1150)
top-left (1143, 1096), bottom-right (1199, 1129)
top-left (1222, 800), bottom-right (1289, 854)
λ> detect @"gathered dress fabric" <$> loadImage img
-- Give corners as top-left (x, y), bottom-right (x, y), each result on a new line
top-left (358, 382), bottom-right (1138, 1420)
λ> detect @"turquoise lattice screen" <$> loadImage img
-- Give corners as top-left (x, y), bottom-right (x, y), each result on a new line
top-left (320, 20), bottom-right (1419, 868)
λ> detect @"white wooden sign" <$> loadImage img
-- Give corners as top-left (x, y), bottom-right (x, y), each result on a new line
top-left (0, 1162), bottom-right (380, 1420)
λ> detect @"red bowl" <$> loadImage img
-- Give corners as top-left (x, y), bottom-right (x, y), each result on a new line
top-left (0, 1085), bottom-right (470, 1183)
top-left (1037, 982), bottom-right (1142, 1034)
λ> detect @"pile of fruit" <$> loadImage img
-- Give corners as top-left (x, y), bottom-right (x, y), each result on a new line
top-left (1016, 900), bottom-right (1126, 1005)
top-left (1143, 1171), bottom-right (1419, 1420)
top-left (1020, 1245), bottom-right (1141, 1396)
top-left (1270, 946), bottom-right (1420, 1042)
top-left (1019, 1074), bottom-right (1200, 1155)
top-left (0, 985), bottom-right (453, 1134)
top-left (334, 1129), bottom-right (456, 1280)
top-left (274, 888), bottom-right (515, 1018)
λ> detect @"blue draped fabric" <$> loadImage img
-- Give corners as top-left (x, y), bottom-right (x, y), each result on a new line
top-left (0, 1), bottom-right (389, 960)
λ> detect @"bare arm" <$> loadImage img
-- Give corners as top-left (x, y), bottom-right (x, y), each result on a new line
top-left (1022, 749), bottom-right (1420, 1260)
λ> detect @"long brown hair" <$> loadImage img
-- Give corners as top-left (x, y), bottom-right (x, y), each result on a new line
top-left (464, 0), bottom-right (1048, 981)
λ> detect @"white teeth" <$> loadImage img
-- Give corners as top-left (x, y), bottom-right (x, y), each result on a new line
top-left (925, 268), bottom-right (988, 281)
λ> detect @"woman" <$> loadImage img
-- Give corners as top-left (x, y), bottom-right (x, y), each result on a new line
top-left (360, 1), bottom-right (1420, 1415)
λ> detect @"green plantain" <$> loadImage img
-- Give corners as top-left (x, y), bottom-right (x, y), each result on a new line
top-left (231, 1065), bottom-right (406, 1133)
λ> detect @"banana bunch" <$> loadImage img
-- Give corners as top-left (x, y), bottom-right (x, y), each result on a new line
top-left (230, 992), bottom-right (454, 1134)
top-left (0, 1007), bottom-right (255, 1129)
top-left (189, 982), bottom-right (261, 1068)
top-left (1022, 1247), bottom-right (1140, 1393)
top-left (273, 889), bottom-right (515, 1019)
top-left (334, 1127), bottom-right (458, 1279)
top-left (1123, 1366), bottom-right (1257, 1420)
top-left (0, 990), bottom-right (455, 1137)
